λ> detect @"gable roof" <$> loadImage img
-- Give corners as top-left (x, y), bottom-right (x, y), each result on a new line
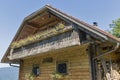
top-left (1, 4), bottom-right (120, 63)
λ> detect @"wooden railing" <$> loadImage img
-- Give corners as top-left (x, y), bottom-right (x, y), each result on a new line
top-left (8, 26), bottom-right (80, 60)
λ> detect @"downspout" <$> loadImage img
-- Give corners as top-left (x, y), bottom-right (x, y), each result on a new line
top-left (9, 63), bottom-right (19, 68)
top-left (93, 42), bottom-right (120, 59)
top-left (9, 48), bottom-right (19, 68)
top-left (89, 42), bottom-right (119, 80)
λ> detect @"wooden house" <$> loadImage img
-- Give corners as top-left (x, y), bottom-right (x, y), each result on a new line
top-left (1, 5), bottom-right (120, 80)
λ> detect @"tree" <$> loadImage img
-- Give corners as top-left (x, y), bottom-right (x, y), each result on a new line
top-left (109, 18), bottom-right (120, 38)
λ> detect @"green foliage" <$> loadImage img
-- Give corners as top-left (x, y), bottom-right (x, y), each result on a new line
top-left (25, 73), bottom-right (35, 80)
top-left (11, 23), bottom-right (65, 49)
top-left (50, 72), bottom-right (63, 80)
top-left (109, 18), bottom-right (120, 38)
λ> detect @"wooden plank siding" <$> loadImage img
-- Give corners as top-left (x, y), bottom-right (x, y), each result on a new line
top-left (19, 44), bottom-right (90, 80)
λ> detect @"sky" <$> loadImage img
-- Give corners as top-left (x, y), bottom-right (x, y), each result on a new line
top-left (0, 0), bottom-right (120, 68)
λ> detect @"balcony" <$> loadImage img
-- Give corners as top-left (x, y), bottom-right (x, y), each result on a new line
top-left (8, 25), bottom-right (80, 60)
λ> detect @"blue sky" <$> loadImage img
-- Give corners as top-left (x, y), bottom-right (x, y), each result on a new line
top-left (0, 0), bottom-right (120, 68)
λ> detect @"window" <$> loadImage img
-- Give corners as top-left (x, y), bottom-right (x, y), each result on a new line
top-left (57, 62), bottom-right (67, 74)
top-left (32, 65), bottom-right (40, 76)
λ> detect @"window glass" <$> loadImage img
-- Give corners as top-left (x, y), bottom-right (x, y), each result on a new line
top-left (57, 62), bottom-right (67, 74)
top-left (32, 66), bottom-right (40, 76)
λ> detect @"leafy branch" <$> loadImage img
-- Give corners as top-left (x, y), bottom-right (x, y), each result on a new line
top-left (50, 72), bottom-right (63, 80)
top-left (25, 73), bottom-right (35, 80)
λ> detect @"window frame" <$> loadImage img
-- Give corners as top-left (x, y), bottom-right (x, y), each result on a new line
top-left (56, 61), bottom-right (68, 75)
top-left (32, 65), bottom-right (40, 76)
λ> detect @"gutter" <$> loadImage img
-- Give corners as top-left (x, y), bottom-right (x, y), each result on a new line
top-left (93, 42), bottom-right (120, 59)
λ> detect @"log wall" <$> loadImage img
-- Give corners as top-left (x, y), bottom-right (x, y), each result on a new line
top-left (19, 45), bottom-right (90, 80)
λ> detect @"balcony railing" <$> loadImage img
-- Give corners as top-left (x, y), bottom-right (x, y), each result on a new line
top-left (8, 27), bottom-right (80, 60)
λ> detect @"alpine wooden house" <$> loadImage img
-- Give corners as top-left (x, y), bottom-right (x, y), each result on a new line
top-left (1, 5), bottom-right (120, 80)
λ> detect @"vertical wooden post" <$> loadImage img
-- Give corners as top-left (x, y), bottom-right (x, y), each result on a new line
top-left (19, 60), bottom-right (23, 80)
top-left (10, 49), bottom-right (13, 59)
top-left (88, 44), bottom-right (97, 80)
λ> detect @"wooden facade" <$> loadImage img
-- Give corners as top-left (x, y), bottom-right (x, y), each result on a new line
top-left (1, 5), bottom-right (120, 80)
top-left (19, 44), bottom-right (90, 80)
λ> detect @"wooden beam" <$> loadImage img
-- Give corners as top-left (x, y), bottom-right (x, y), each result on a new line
top-left (26, 22), bottom-right (40, 29)
top-left (26, 11), bottom-right (49, 22)
top-left (26, 17), bottom-right (59, 29)
top-left (39, 18), bottom-right (59, 28)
